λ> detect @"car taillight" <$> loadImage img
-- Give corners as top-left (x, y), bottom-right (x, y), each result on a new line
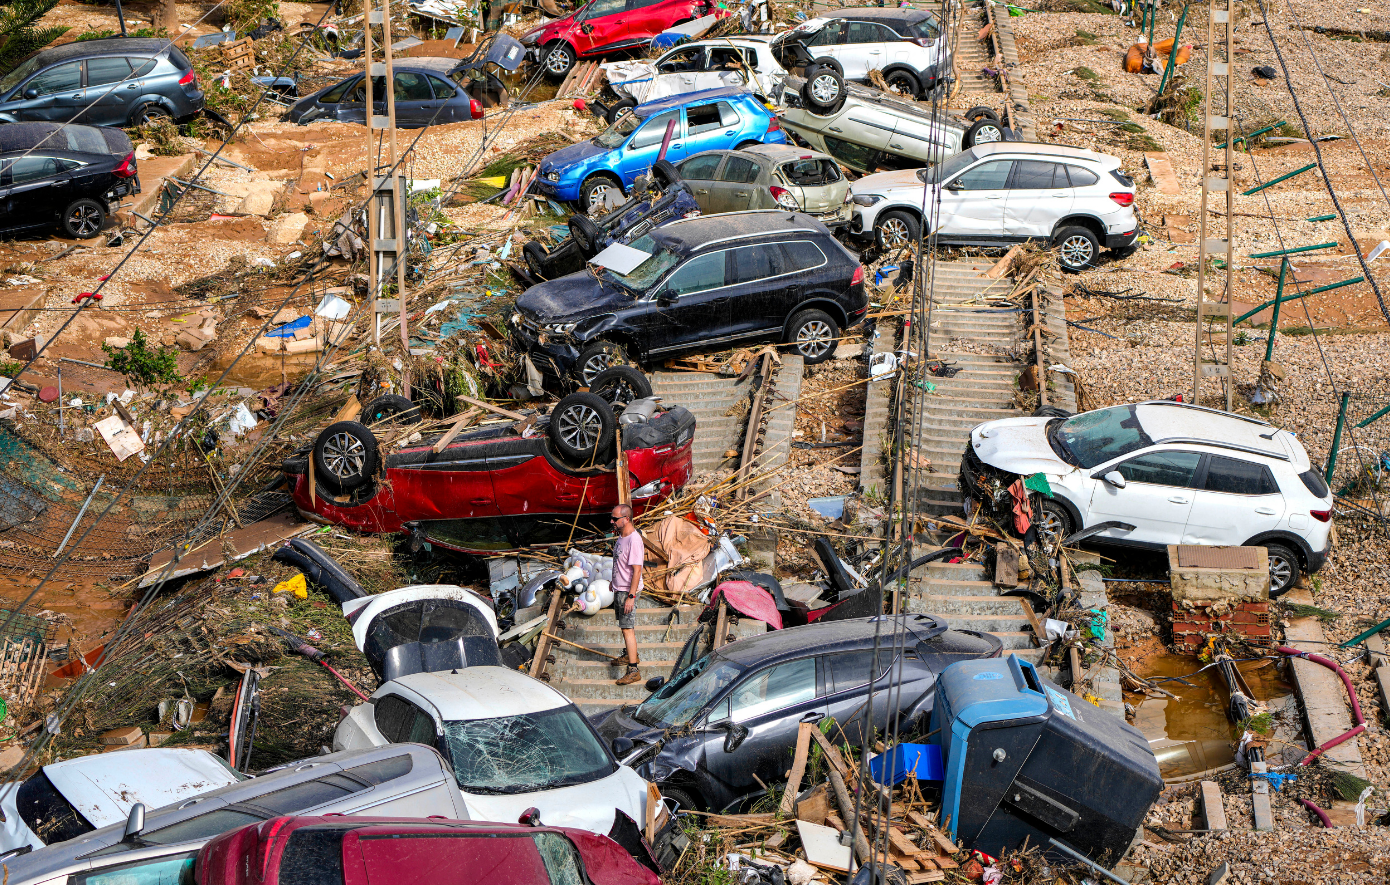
top-left (178, 69), bottom-right (196, 87)
top-left (113, 152), bottom-right (136, 178)
top-left (1311, 508), bottom-right (1332, 523)
top-left (769, 185), bottom-right (800, 211)
top-left (1109, 191), bottom-right (1135, 206)
top-left (766, 117), bottom-right (781, 133)
top-left (851, 265), bottom-right (863, 287)
top-left (912, 37), bottom-right (936, 47)
top-left (470, 98), bottom-right (483, 120)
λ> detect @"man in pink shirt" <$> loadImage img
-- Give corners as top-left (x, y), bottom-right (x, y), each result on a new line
top-left (610, 504), bottom-right (644, 686)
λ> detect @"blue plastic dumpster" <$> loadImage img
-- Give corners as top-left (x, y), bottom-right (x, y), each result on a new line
top-left (929, 656), bottom-right (1161, 869)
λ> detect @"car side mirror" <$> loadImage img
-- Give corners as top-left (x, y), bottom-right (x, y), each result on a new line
top-left (645, 675), bottom-right (666, 692)
top-left (944, 180), bottom-right (962, 191)
top-left (657, 289), bottom-right (677, 306)
top-left (1101, 470), bottom-right (1126, 489)
top-left (611, 736), bottom-right (634, 758)
top-left (722, 722), bottom-right (749, 753)
top-left (23, 87), bottom-right (38, 100)
top-left (122, 803), bottom-right (146, 843)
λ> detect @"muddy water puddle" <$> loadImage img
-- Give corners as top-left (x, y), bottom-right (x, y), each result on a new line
top-left (1131, 651), bottom-right (1302, 779)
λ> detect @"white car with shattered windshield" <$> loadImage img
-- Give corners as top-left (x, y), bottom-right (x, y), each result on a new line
top-left (334, 666), bottom-right (650, 835)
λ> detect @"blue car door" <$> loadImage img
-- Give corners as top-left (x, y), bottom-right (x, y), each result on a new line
top-left (680, 99), bottom-right (738, 159)
top-left (617, 108), bottom-right (680, 182)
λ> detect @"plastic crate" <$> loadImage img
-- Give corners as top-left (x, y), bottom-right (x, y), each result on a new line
top-left (870, 743), bottom-right (944, 787)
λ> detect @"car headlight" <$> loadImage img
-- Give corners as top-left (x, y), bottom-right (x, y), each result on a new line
top-left (521, 30), bottom-right (541, 46)
top-left (546, 171), bottom-right (561, 182)
top-left (546, 322), bottom-right (577, 334)
top-left (852, 194), bottom-right (884, 207)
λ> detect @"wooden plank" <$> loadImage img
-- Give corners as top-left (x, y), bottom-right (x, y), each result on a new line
top-left (795, 784), bottom-right (829, 825)
top-left (887, 828), bottom-right (922, 857)
top-left (455, 393), bottom-right (527, 421)
top-left (616, 426), bottom-right (631, 506)
top-left (809, 727), bottom-right (851, 782)
top-left (1018, 597), bottom-right (1045, 647)
top-left (993, 542), bottom-right (1018, 587)
top-left (528, 585), bottom-right (565, 679)
top-left (713, 599), bottom-right (729, 649)
top-left (930, 831), bottom-right (958, 855)
top-left (432, 408), bottom-right (482, 454)
top-left (646, 781), bottom-right (660, 842)
top-left (906, 873), bottom-right (945, 884)
top-left (797, 820), bottom-right (852, 873)
top-left (906, 810), bottom-right (936, 830)
top-left (1144, 151), bottom-right (1181, 195)
top-left (333, 394), bottom-right (361, 424)
top-left (983, 243), bottom-right (1023, 279)
top-left (779, 721), bottom-right (815, 816)
top-left (1069, 645), bottom-right (1084, 692)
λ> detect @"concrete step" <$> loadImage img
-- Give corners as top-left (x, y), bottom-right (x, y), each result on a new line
top-left (911, 593), bottom-right (1033, 617)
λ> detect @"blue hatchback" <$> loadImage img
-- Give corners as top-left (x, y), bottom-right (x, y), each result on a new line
top-left (536, 87), bottom-right (787, 210)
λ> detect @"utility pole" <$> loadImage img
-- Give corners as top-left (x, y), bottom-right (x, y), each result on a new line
top-left (1193, 0), bottom-right (1234, 410)
top-left (364, 0), bottom-right (412, 396)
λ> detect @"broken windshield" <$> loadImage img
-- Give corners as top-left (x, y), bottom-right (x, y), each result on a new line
top-left (595, 112), bottom-right (641, 149)
top-left (633, 654), bottom-right (742, 728)
top-left (919, 148), bottom-right (978, 184)
top-left (440, 706), bottom-right (616, 794)
top-left (600, 233), bottom-right (681, 291)
top-left (1056, 405), bottom-right (1153, 468)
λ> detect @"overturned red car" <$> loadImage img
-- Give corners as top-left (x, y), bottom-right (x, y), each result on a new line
top-left (285, 393), bottom-right (694, 552)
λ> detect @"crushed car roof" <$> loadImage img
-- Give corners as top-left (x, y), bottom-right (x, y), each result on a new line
top-left (390, 666), bottom-right (570, 719)
top-left (44, 749), bottom-right (239, 829)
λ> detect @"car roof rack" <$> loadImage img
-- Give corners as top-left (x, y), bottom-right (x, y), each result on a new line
top-left (1150, 437), bottom-right (1290, 462)
top-left (1139, 399), bottom-right (1274, 427)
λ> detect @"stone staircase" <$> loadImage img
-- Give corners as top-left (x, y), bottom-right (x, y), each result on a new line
top-left (905, 559), bottom-right (1043, 664)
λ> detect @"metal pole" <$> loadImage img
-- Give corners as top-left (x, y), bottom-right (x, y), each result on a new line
top-left (55, 475), bottom-right (104, 558)
top-left (655, 118), bottom-right (678, 163)
top-left (114, 0), bottom-right (128, 36)
top-left (1156, 3), bottom-right (1188, 97)
top-left (57, 365), bottom-right (63, 438)
top-left (365, 0), bottom-right (379, 348)
top-left (1047, 839), bottom-right (1130, 885)
top-left (1264, 259), bottom-right (1286, 362)
top-left (1325, 391), bottom-right (1350, 485)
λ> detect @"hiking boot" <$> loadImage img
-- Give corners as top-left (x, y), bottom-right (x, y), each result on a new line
top-left (616, 666), bottom-right (642, 686)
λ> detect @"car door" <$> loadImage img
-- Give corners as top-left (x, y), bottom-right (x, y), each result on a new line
top-left (1003, 160), bottom-right (1073, 240)
top-left (643, 249), bottom-right (734, 356)
top-left (426, 74), bottom-right (467, 123)
top-left (822, 648), bottom-right (894, 746)
top-left (840, 20), bottom-right (890, 79)
top-left (801, 19), bottom-right (847, 68)
top-left (2, 155), bottom-right (68, 232)
top-left (83, 56), bottom-right (136, 126)
top-left (618, 109), bottom-right (681, 179)
top-left (723, 244), bottom-right (786, 340)
top-left (574, 0), bottom-right (631, 54)
top-left (701, 656), bottom-right (826, 799)
top-left (886, 110), bottom-right (954, 167)
top-left (623, 0), bottom-right (674, 44)
top-left (391, 71), bottom-right (442, 127)
top-left (1087, 450), bottom-right (1203, 545)
top-left (1184, 454), bottom-right (1287, 546)
top-left (655, 45), bottom-right (707, 95)
top-left (678, 151), bottom-right (726, 213)
top-left (708, 154), bottom-right (761, 213)
top-left (937, 158), bottom-right (1013, 238)
top-left (13, 61), bottom-right (83, 122)
top-left (681, 100), bottom-right (736, 159)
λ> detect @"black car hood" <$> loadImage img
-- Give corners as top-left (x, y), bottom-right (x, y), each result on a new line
top-left (516, 271), bottom-right (637, 323)
top-left (591, 704), bottom-right (666, 745)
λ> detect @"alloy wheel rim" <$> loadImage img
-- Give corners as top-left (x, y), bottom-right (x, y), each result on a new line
top-left (582, 353), bottom-right (612, 384)
top-left (797, 319), bottom-right (833, 358)
top-left (1269, 555), bottom-right (1293, 589)
top-left (545, 49), bottom-right (570, 74)
top-left (880, 218), bottom-right (910, 249)
top-left (587, 182), bottom-right (611, 207)
top-left (70, 205), bottom-right (100, 236)
top-left (1039, 509), bottom-right (1063, 546)
top-left (558, 403), bottom-right (603, 451)
top-left (810, 74), bottom-right (840, 105)
top-left (1060, 235), bottom-right (1094, 267)
top-left (975, 124), bottom-right (1002, 143)
top-left (323, 432), bottom-right (367, 479)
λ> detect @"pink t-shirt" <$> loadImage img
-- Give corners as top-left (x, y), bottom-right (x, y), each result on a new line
top-left (612, 530), bottom-right (644, 596)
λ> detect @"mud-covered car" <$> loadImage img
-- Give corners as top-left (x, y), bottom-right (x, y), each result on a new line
top-left (594, 37), bottom-right (788, 123)
top-left (677, 144), bottom-right (850, 227)
top-left (284, 394), bottom-right (694, 553)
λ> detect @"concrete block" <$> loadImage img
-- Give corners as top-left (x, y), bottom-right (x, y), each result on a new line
top-left (147, 731), bottom-right (173, 747)
top-left (1375, 666), bottom-right (1390, 716)
top-left (104, 336), bottom-right (131, 349)
top-left (1168, 545), bottom-right (1269, 602)
top-left (267, 212), bottom-right (310, 245)
top-left (237, 189), bottom-right (277, 217)
top-left (1199, 781), bottom-right (1227, 831)
top-left (100, 725), bottom-right (144, 746)
top-left (0, 746), bottom-right (26, 771)
top-left (1250, 762), bottom-right (1274, 831)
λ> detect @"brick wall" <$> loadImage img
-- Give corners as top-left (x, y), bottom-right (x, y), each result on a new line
top-left (1172, 600), bottom-right (1272, 652)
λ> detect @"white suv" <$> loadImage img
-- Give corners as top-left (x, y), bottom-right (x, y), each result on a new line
top-left (771, 7), bottom-right (951, 98)
top-left (960, 401), bottom-right (1334, 595)
top-left (848, 143), bottom-right (1138, 271)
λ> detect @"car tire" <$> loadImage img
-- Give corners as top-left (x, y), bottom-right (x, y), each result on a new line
top-left (61, 198), bottom-right (105, 239)
top-left (659, 784), bottom-right (702, 815)
top-left (606, 97), bottom-right (637, 124)
top-left (884, 69), bottom-right (920, 98)
top-left (313, 420), bottom-right (379, 494)
top-left (811, 56), bottom-right (843, 76)
top-left (129, 103), bottom-right (172, 127)
top-left (1037, 499), bottom-right (1073, 547)
top-left (1054, 225), bottom-right (1100, 272)
top-left (1265, 543), bottom-right (1301, 597)
top-left (786, 309), bottom-right (839, 364)
top-left (589, 366), bottom-right (652, 409)
top-left (569, 214), bottom-right (603, 256)
top-left (964, 106), bottom-right (1000, 123)
top-left (578, 173), bottom-right (621, 213)
top-left (523, 240), bottom-right (550, 279)
top-left (801, 65), bottom-right (845, 115)
top-left (650, 159), bottom-right (682, 191)
top-left (362, 394), bottom-right (420, 425)
top-left (875, 210), bottom-right (920, 251)
top-left (1031, 406), bottom-right (1074, 418)
top-left (542, 42), bottom-right (576, 81)
top-left (735, 140), bottom-right (762, 150)
top-left (549, 392), bottom-right (616, 464)
top-left (963, 118), bottom-right (1007, 148)
top-left (577, 342), bottom-right (629, 386)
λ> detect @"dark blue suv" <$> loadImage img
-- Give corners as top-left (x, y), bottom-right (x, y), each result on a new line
top-left (0, 38), bottom-right (204, 128)
top-left (536, 87), bottom-right (788, 210)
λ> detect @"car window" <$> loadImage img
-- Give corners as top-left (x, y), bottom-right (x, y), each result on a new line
top-left (636, 653), bottom-right (743, 728)
top-left (1204, 455), bottom-right (1280, 495)
top-left (657, 47), bottom-right (704, 73)
top-left (730, 657), bottom-right (817, 721)
top-left (686, 102), bottom-right (722, 135)
top-left (56, 157), bottom-right (89, 173)
top-left (280, 829), bottom-right (347, 885)
top-left (822, 135), bottom-right (875, 170)
top-left (780, 240), bottom-right (827, 270)
top-left (664, 251), bottom-right (725, 296)
top-left (25, 61), bottom-right (81, 96)
top-left (86, 56), bottom-right (133, 87)
top-left (717, 101), bottom-right (741, 127)
top-left (710, 47), bottom-right (755, 70)
top-left (70, 851), bottom-right (197, 885)
top-left (905, 16), bottom-right (941, 41)
top-left (373, 694), bottom-right (434, 743)
top-left (718, 156), bottom-right (759, 183)
top-left (250, 776), bottom-right (358, 814)
top-left (845, 21), bottom-right (892, 42)
top-left (579, 0), bottom-right (626, 20)
top-left (394, 72), bottom-right (433, 100)
top-left (139, 809), bottom-right (265, 845)
top-left (627, 0), bottom-right (665, 8)
top-left (426, 75), bottom-right (457, 99)
top-left (440, 705), bottom-right (615, 794)
top-left (826, 649), bottom-right (894, 693)
top-left (131, 57), bottom-right (158, 77)
top-left (680, 153), bottom-right (723, 180)
top-left (1064, 165), bottom-right (1099, 187)
top-left (953, 160), bottom-right (1013, 190)
top-left (1011, 160), bottom-right (1064, 189)
top-left (1116, 452), bottom-right (1202, 488)
top-left (5, 155), bottom-right (59, 185)
top-left (359, 831), bottom-right (552, 885)
top-left (631, 110), bottom-right (679, 149)
top-left (320, 75), bottom-right (358, 103)
top-left (806, 19), bottom-right (846, 46)
top-left (781, 158), bottom-right (840, 186)
top-left (343, 752), bottom-right (413, 784)
top-left (533, 832), bottom-right (585, 885)
top-left (728, 246), bottom-right (780, 285)
top-left (16, 770), bottom-right (93, 845)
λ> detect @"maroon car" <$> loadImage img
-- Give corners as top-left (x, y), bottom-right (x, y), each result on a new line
top-left (195, 815), bottom-right (663, 885)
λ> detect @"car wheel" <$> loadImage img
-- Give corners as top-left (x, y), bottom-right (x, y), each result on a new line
top-left (1054, 225), bottom-right (1100, 272)
top-left (523, 240), bottom-right (550, 279)
top-left (579, 173), bottom-right (621, 213)
top-left (606, 97), bottom-right (636, 124)
top-left (590, 366), bottom-right (652, 409)
top-left (801, 65), bottom-right (845, 114)
top-left (963, 118), bottom-right (1006, 148)
top-left (542, 42), bottom-right (576, 81)
top-left (569, 214), bottom-right (603, 256)
top-left (577, 342), bottom-right (629, 386)
top-left (1266, 543), bottom-right (1301, 597)
top-left (650, 159), bottom-right (682, 191)
top-left (362, 394), bottom-right (420, 425)
top-left (875, 210), bottom-right (920, 251)
top-left (735, 140), bottom-right (762, 150)
top-left (1037, 500), bottom-right (1073, 548)
top-left (313, 420), bottom-right (379, 494)
top-left (811, 56), bottom-right (843, 76)
top-left (884, 70), bottom-right (920, 98)
top-left (130, 103), bottom-right (172, 127)
top-left (786, 309), bottom-right (839, 364)
top-left (659, 784), bottom-right (702, 816)
top-left (549, 392), bottom-right (616, 464)
top-left (61, 198), bottom-right (105, 239)
top-left (964, 106), bottom-right (1000, 123)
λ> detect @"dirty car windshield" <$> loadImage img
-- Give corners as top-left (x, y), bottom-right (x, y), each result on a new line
top-left (0, 56), bottom-right (42, 95)
top-left (634, 654), bottom-right (742, 728)
top-left (601, 233), bottom-right (681, 291)
top-left (596, 112), bottom-right (641, 148)
top-left (1056, 405), bottom-right (1153, 468)
top-left (441, 706), bottom-right (616, 794)
top-left (920, 149), bottom-right (977, 184)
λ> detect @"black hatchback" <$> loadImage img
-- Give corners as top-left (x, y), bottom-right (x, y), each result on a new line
top-left (0, 122), bottom-right (139, 239)
top-left (590, 615), bottom-right (1001, 814)
top-left (511, 210), bottom-right (867, 386)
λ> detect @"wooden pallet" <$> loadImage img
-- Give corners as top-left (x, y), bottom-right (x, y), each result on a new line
top-left (221, 38), bottom-right (255, 71)
top-left (0, 638), bottom-right (47, 709)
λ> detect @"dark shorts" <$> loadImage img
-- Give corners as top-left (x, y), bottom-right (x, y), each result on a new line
top-left (613, 590), bottom-right (635, 630)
